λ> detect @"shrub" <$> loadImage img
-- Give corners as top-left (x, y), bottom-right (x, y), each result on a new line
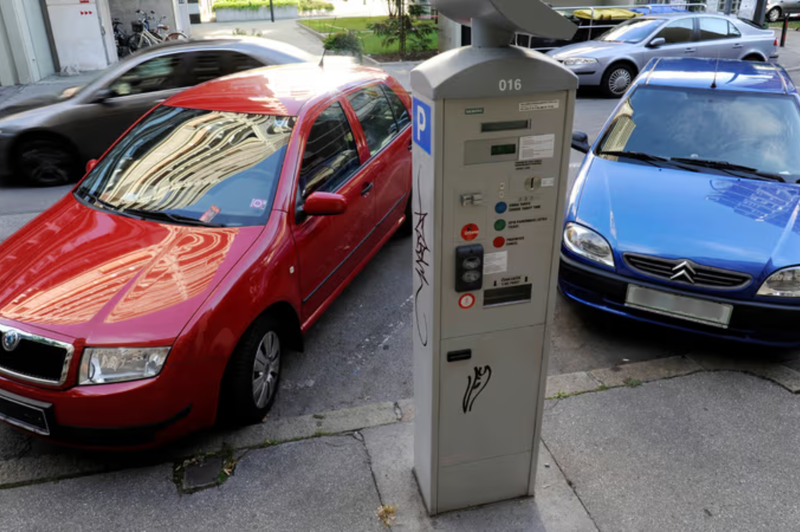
top-left (299, 0), bottom-right (334, 13)
top-left (212, 0), bottom-right (298, 11)
top-left (323, 31), bottom-right (364, 60)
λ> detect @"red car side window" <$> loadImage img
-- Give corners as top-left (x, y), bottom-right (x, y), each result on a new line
top-left (347, 86), bottom-right (398, 155)
top-left (298, 102), bottom-right (360, 200)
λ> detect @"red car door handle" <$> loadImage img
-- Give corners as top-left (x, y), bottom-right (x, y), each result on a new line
top-left (408, 141), bottom-right (413, 151)
top-left (361, 182), bottom-right (374, 196)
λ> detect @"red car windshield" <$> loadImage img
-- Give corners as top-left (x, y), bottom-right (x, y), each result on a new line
top-left (76, 105), bottom-right (296, 227)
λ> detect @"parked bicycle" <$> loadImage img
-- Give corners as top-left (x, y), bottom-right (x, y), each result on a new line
top-left (127, 10), bottom-right (187, 53)
top-left (113, 18), bottom-right (130, 58)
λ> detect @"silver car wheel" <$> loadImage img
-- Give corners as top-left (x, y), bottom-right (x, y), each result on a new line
top-left (608, 68), bottom-right (632, 96)
top-left (768, 7), bottom-right (781, 22)
top-left (252, 331), bottom-right (281, 409)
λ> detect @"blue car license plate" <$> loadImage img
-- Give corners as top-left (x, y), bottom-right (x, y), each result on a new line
top-left (625, 285), bottom-right (733, 329)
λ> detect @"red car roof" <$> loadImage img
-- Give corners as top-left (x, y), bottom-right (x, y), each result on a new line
top-left (164, 62), bottom-right (392, 116)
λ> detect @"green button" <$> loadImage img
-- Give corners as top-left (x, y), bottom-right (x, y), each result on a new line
top-left (494, 219), bottom-right (506, 231)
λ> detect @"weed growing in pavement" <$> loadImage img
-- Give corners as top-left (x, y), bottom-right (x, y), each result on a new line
top-left (377, 505), bottom-right (397, 527)
top-left (624, 378), bottom-right (643, 388)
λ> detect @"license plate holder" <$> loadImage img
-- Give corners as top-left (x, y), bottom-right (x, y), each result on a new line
top-left (0, 390), bottom-right (51, 436)
top-left (625, 285), bottom-right (733, 329)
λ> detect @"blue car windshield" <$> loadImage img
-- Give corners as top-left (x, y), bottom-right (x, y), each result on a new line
top-left (75, 105), bottom-right (296, 227)
top-left (597, 86), bottom-right (800, 181)
top-left (597, 18), bottom-right (665, 43)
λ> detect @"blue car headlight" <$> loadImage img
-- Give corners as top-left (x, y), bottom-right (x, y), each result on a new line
top-left (757, 267), bottom-right (800, 297)
top-left (563, 223), bottom-right (615, 268)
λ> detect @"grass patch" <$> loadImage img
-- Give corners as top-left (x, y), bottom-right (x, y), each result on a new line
top-left (300, 16), bottom-right (390, 32)
top-left (300, 16), bottom-right (437, 55)
top-left (769, 19), bottom-right (800, 29)
top-left (624, 378), bottom-right (643, 388)
top-left (214, 0), bottom-right (297, 10)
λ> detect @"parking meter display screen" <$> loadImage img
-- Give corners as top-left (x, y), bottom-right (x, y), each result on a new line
top-left (491, 144), bottom-right (517, 156)
top-left (481, 120), bottom-right (529, 133)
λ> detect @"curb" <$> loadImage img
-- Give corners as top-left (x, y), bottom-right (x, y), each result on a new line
top-left (544, 353), bottom-right (800, 399)
top-left (0, 400), bottom-right (412, 491)
top-left (5, 356), bottom-right (800, 490)
top-left (295, 19), bottom-right (326, 41)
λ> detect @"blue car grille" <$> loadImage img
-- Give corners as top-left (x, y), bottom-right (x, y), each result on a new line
top-left (624, 254), bottom-right (751, 290)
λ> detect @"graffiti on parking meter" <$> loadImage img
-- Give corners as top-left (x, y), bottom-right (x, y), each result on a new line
top-left (462, 365), bottom-right (492, 414)
top-left (414, 167), bottom-right (430, 347)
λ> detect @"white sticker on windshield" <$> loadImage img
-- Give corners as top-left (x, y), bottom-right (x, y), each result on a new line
top-left (520, 134), bottom-right (555, 161)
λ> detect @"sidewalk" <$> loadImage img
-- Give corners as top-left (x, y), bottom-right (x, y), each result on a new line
top-left (774, 27), bottom-right (800, 72)
top-left (3, 354), bottom-right (800, 530)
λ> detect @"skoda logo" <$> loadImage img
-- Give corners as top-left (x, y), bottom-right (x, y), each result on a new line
top-left (1, 331), bottom-right (20, 352)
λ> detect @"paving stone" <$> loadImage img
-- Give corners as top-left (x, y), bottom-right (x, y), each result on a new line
top-left (590, 356), bottom-right (702, 387)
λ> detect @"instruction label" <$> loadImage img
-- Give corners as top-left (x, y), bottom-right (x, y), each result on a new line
top-left (520, 134), bottom-right (555, 161)
top-left (483, 251), bottom-right (508, 275)
top-left (519, 100), bottom-right (559, 112)
top-left (500, 276), bottom-right (523, 287)
top-left (508, 217), bottom-right (549, 229)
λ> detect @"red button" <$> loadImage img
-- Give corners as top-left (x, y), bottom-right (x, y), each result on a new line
top-left (459, 294), bottom-right (475, 309)
top-left (461, 224), bottom-right (479, 241)
top-left (493, 236), bottom-right (505, 248)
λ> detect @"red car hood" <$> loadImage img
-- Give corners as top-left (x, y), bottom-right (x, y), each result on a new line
top-left (0, 197), bottom-right (262, 344)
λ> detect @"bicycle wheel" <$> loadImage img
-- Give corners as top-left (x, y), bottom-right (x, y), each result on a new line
top-left (126, 34), bottom-right (150, 53)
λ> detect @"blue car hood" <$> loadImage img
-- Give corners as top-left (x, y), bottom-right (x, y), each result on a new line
top-left (575, 157), bottom-right (800, 276)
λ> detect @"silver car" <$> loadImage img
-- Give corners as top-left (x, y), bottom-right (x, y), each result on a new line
top-left (0, 37), bottom-right (312, 186)
top-left (766, 0), bottom-right (800, 22)
top-left (548, 13), bottom-right (778, 97)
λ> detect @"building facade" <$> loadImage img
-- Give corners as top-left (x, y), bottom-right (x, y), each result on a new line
top-left (0, 0), bottom-right (190, 86)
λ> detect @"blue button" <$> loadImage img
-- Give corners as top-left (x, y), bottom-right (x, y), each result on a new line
top-left (495, 202), bottom-right (508, 214)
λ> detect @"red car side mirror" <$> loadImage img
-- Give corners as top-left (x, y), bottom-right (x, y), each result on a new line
top-left (303, 192), bottom-right (347, 216)
top-left (86, 159), bottom-right (98, 173)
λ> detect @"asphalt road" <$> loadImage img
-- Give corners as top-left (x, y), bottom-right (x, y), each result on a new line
top-left (0, 96), bottom-right (797, 426)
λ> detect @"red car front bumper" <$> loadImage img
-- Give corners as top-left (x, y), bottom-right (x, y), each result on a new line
top-left (0, 357), bottom-right (219, 449)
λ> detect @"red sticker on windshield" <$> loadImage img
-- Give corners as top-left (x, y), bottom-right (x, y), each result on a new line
top-left (250, 198), bottom-right (267, 212)
top-left (200, 206), bottom-right (220, 223)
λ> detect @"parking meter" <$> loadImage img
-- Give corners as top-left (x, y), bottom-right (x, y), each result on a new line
top-left (411, 0), bottom-right (578, 515)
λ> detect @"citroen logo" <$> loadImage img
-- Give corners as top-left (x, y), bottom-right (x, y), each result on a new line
top-left (670, 261), bottom-right (697, 284)
top-left (1, 330), bottom-right (20, 352)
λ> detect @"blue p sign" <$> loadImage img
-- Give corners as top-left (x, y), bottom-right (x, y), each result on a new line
top-left (413, 97), bottom-right (431, 155)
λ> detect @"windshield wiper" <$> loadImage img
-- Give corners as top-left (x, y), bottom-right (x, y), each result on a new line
top-left (120, 208), bottom-right (224, 227)
top-left (597, 150), bottom-right (698, 171)
top-left (81, 191), bottom-right (124, 212)
top-left (668, 157), bottom-right (785, 183)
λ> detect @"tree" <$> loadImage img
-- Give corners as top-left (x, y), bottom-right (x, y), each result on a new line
top-left (370, 0), bottom-right (435, 59)
top-left (385, 0), bottom-right (400, 18)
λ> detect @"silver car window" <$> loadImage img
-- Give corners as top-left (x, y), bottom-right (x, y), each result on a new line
top-left (108, 55), bottom-right (182, 98)
top-left (698, 17), bottom-right (732, 40)
top-left (654, 18), bottom-right (694, 45)
top-left (597, 18), bottom-right (666, 43)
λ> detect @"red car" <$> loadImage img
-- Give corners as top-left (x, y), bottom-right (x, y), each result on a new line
top-left (0, 63), bottom-right (412, 448)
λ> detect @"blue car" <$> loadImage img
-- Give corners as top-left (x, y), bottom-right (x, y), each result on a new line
top-left (561, 57), bottom-right (800, 347)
